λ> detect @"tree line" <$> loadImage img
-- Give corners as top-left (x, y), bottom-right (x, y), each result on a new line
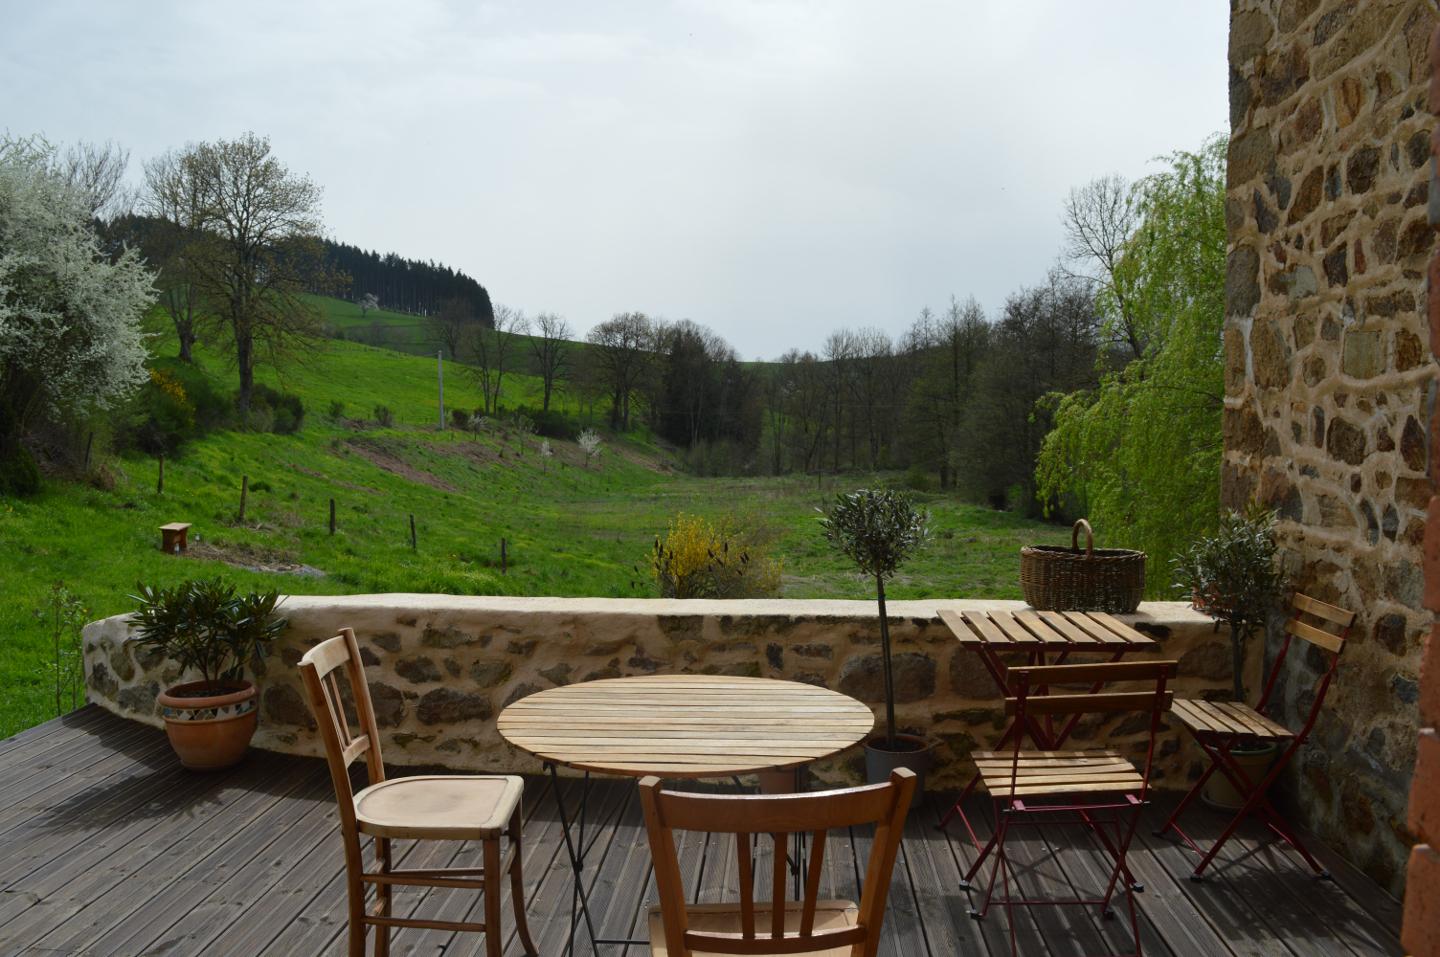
top-left (305, 240), bottom-right (493, 324)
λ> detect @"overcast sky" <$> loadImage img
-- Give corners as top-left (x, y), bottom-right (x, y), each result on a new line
top-left (4, 1), bottom-right (1227, 359)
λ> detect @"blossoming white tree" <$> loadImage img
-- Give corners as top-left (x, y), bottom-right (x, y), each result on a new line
top-left (578, 428), bottom-right (603, 469)
top-left (0, 136), bottom-right (154, 492)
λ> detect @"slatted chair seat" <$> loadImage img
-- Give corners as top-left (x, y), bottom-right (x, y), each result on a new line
top-left (646, 901), bottom-right (860, 956)
top-left (1169, 699), bottom-right (1293, 741)
top-left (354, 775), bottom-right (524, 841)
top-left (973, 748), bottom-right (1145, 799)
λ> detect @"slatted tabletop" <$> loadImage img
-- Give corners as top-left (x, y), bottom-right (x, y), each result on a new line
top-left (497, 674), bottom-right (874, 779)
top-left (938, 608), bottom-right (1158, 650)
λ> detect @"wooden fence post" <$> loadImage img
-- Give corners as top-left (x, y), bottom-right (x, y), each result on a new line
top-left (501, 537), bottom-right (508, 575)
top-left (329, 498), bottom-right (336, 535)
top-left (409, 514), bottom-right (417, 551)
top-left (156, 454), bottom-right (164, 495)
top-left (237, 475), bottom-right (248, 523)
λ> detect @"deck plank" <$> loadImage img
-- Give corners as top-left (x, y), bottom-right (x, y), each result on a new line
top-left (0, 708), bottom-right (1405, 957)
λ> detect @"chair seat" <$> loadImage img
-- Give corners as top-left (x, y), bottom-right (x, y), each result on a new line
top-left (1171, 698), bottom-right (1293, 740)
top-left (353, 774), bottom-right (523, 840)
top-left (973, 749), bottom-right (1144, 799)
top-left (648, 900), bottom-right (859, 956)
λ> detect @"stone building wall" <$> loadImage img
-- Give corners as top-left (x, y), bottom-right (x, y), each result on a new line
top-left (1402, 22), bottom-right (1440, 957)
top-left (83, 595), bottom-right (1234, 791)
top-left (1226, 0), bottom-right (1438, 893)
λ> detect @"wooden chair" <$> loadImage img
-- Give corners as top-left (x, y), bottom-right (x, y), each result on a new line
top-left (963, 660), bottom-right (1178, 957)
top-left (638, 769), bottom-right (916, 957)
top-left (298, 628), bottom-right (536, 957)
top-left (1156, 592), bottom-right (1355, 880)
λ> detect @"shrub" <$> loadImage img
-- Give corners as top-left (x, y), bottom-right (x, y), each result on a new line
top-left (650, 513), bottom-right (782, 599)
top-left (374, 404), bottom-right (394, 428)
top-left (509, 404), bottom-right (576, 440)
top-left (0, 445), bottom-right (41, 496)
top-left (903, 465), bottom-right (934, 492)
top-left (327, 400), bottom-right (346, 421)
top-left (450, 408), bottom-right (471, 430)
top-left (116, 368), bottom-right (197, 455)
top-left (249, 384), bottom-right (305, 434)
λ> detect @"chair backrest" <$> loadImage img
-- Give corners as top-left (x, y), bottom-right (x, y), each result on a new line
top-left (639, 769), bottom-right (916, 957)
top-left (298, 629), bottom-right (385, 830)
top-left (1004, 660), bottom-right (1179, 798)
top-left (1254, 592), bottom-right (1355, 732)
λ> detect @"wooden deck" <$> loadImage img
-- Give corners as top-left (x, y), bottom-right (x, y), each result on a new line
top-left (0, 707), bottom-right (1403, 956)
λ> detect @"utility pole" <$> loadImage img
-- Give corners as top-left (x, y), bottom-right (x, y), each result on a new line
top-left (437, 350), bottom-right (445, 429)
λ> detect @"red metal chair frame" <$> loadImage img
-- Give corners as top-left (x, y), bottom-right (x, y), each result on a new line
top-left (1155, 593), bottom-right (1353, 880)
top-left (962, 660), bottom-right (1177, 957)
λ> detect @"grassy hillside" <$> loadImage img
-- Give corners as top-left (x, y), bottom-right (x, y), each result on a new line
top-left (0, 310), bottom-right (1058, 737)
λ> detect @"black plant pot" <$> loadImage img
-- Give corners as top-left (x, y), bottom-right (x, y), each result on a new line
top-left (864, 733), bottom-right (932, 807)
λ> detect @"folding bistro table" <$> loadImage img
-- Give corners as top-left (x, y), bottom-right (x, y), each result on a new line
top-left (496, 674), bottom-right (874, 954)
top-left (935, 609), bottom-right (1160, 852)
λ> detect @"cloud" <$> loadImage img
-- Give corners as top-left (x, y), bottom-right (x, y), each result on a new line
top-left (1, 0), bottom-right (1227, 357)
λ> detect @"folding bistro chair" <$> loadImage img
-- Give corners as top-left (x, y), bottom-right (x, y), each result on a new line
top-left (1155, 592), bottom-right (1354, 880)
top-left (639, 768), bottom-right (916, 956)
top-left (299, 628), bottom-right (537, 957)
top-left (962, 660), bottom-right (1178, 957)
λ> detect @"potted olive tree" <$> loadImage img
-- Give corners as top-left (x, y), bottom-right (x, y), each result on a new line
top-left (1171, 505), bottom-right (1287, 809)
top-left (131, 579), bottom-right (287, 770)
top-left (821, 488), bottom-right (932, 798)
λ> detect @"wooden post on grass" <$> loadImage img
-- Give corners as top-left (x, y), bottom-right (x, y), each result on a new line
top-left (500, 537), bottom-right (507, 574)
top-left (329, 498), bottom-right (336, 535)
top-left (156, 454), bottom-right (164, 495)
top-left (409, 514), bottom-right (417, 551)
top-left (238, 475), bottom-right (248, 523)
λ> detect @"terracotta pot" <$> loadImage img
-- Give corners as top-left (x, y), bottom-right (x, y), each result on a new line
top-left (157, 680), bottom-right (258, 771)
top-left (1201, 740), bottom-right (1278, 811)
top-left (864, 733), bottom-right (932, 807)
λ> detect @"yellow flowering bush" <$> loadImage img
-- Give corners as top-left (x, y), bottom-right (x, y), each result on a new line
top-left (650, 513), bottom-right (781, 599)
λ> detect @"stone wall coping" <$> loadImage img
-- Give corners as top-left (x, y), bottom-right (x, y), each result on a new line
top-left (97, 593), bottom-right (1212, 626)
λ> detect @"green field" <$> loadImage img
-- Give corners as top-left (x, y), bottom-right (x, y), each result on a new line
top-left (0, 298), bottom-right (1059, 737)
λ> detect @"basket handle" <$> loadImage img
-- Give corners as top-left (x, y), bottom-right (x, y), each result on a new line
top-left (1072, 519), bottom-right (1094, 557)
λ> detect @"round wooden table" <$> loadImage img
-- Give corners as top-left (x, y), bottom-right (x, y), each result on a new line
top-left (497, 673), bottom-right (875, 778)
top-left (498, 674), bottom-right (875, 951)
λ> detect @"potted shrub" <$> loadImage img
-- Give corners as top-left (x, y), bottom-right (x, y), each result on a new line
top-left (130, 579), bottom-right (287, 770)
top-left (1171, 505), bottom-right (1287, 809)
top-left (821, 488), bottom-right (932, 800)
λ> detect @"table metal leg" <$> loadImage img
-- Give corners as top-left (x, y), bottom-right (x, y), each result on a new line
top-left (547, 763), bottom-right (654, 954)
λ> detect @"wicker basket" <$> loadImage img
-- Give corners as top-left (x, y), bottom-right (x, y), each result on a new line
top-left (1020, 519), bottom-right (1146, 613)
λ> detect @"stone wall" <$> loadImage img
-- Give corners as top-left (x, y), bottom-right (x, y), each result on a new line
top-left (1227, 0), bottom-right (1438, 893)
top-left (1402, 21), bottom-right (1440, 957)
top-left (84, 595), bottom-right (1237, 790)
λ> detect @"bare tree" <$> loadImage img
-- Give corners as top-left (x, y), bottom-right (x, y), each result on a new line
top-left (586, 312), bottom-right (655, 431)
top-left (429, 296), bottom-right (471, 360)
top-left (528, 311), bottom-right (572, 412)
top-left (1062, 174), bottom-right (1142, 359)
top-left (469, 304), bottom-right (522, 414)
top-left (177, 133), bottom-right (326, 411)
top-left (822, 329), bottom-right (857, 472)
top-left (61, 140), bottom-right (134, 221)
top-left (142, 147), bottom-right (204, 361)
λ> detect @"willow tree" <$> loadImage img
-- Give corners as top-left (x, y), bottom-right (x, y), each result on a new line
top-left (1036, 135), bottom-right (1228, 591)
